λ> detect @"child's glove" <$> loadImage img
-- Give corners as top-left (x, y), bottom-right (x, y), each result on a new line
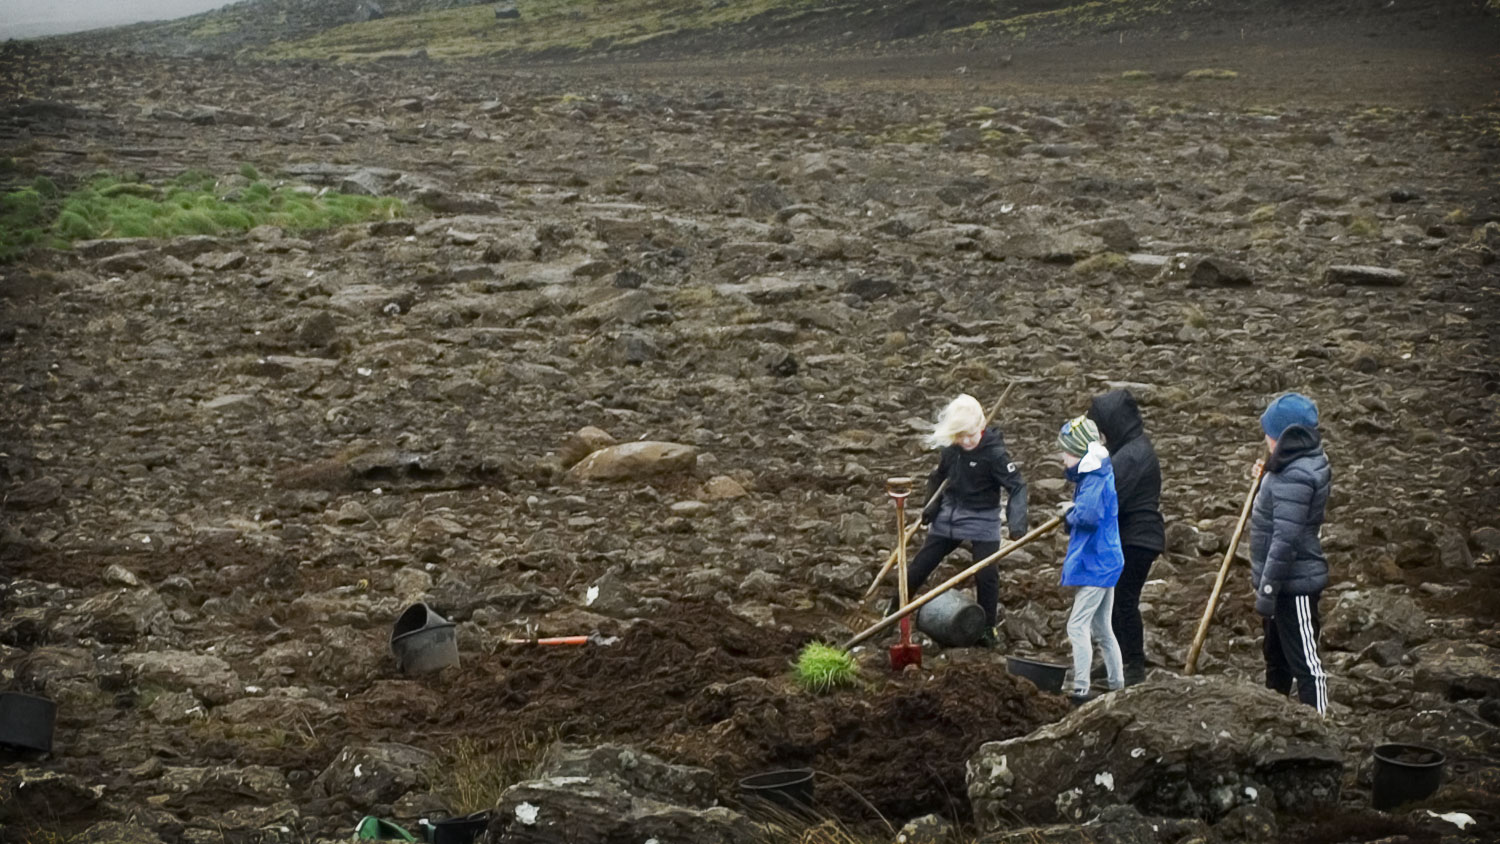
top-left (1255, 583), bottom-right (1277, 617)
top-left (921, 497), bottom-right (942, 527)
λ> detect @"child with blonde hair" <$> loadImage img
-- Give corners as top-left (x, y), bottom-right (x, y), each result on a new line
top-left (903, 394), bottom-right (1029, 647)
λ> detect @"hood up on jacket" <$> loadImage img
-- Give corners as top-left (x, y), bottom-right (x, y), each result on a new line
top-left (1267, 423), bottom-right (1323, 472)
top-left (1088, 389), bottom-right (1144, 454)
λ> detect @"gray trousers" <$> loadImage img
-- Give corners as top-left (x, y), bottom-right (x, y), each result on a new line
top-left (1068, 586), bottom-right (1124, 695)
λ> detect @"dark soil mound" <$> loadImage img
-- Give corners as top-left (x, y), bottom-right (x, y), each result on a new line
top-left (343, 601), bottom-right (1067, 821)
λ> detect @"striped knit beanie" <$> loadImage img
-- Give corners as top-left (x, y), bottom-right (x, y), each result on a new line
top-left (1058, 415), bottom-right (1100, 457)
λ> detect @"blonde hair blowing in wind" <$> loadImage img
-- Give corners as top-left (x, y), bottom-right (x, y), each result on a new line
top-left (927, 394), bottom-right (986, 449)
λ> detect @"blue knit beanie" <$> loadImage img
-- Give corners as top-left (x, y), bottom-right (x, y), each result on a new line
top-left (1260, 392), bottom-right (1318, 438)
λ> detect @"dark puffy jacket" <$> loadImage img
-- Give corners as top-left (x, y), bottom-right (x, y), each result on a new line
top-left (925, 427), bottom-right (1029, 538)
top-left (1087, 390), bottom-right (1165, 553)
top-left (1250, 425), bottom-right (1331, 597)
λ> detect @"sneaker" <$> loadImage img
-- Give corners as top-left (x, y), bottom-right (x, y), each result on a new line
top-left (976, 626), bottom-right (999, 648)
top-left (1124, 663), bottom-right (1147, 687)
top-left (1068, 693), bottom-right (1092, 708)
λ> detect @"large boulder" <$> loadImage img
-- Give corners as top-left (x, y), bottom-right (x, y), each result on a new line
top-left (1409, 641), bottom-right (1500, 699)
top-left (486, 743), bottom-right (751, 844)
top-left (566, 441), bottom-right (698, 482)
top-left (57, 587), bottom-right (173, 643)
top-left (122, 650), bottom-right (243, 705)
top-left (313, 743), bottom-right (435, 808)
top-left (1321, 588), bottom-right (1433, 653)
top-left (966, 675), bottom-right (1342, 829)
top-left (0, 768), bottom-right (103, 822)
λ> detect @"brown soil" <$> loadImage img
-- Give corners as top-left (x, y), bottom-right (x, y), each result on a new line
top-left (336, 601), bottom-right (1067, 822)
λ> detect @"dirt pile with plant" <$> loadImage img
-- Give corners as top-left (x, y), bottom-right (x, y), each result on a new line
top-left (1, 3), bottom-right (1499, 842)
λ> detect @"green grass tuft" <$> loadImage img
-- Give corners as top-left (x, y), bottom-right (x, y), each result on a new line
top-left (794, 643), bottom-right (860, 693)
top-left (0, 170), bottom-right (404, 263)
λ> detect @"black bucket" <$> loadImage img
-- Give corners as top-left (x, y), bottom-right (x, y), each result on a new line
top-left (1005, 656), bottom-right (1068, 694)
top-left (427, 811), bottom-right (491, 844)
top-left (916, 590), bottom-right (986, 647)
top-left (390, 603), bottom-right (459, 675)
top-left (1372, 743), bottom-right (1446, 811)
top-left (0, 692), bottom-right (56, 753)
top-left (740, 768), bottom-right (814, 814)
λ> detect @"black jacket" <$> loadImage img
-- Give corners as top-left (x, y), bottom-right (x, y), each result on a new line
top-left (924, 427), bottom-right (1028, 538)
top-left (1250, 424), bottom-right (1331, 597)
top-left (1087, 390), bottom-right (1165, 553)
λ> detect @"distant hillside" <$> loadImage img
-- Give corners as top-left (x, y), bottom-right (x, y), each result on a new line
top-left (51, 0), bottom-right (1497, 62)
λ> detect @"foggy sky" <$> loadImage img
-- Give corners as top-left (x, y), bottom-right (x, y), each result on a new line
top-left (1, 0), bottom-right (234, 39)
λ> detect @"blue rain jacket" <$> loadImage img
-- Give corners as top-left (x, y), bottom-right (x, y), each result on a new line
top-left (1061, 456), bottom-right (1125, 588)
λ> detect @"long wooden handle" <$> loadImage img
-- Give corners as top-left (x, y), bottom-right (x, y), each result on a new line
top-left (844, 515), bottom-right (1063, 651)
top-left (859, 385), bottom-right (1016, 602)
top-left (1183, 471), bottom-right (1263, 675)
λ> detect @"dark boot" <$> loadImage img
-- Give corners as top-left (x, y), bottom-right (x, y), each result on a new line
top-left (976, 626), bottom-right (999, 649)
top-left (1125, 662), bottom-right (1148, 687)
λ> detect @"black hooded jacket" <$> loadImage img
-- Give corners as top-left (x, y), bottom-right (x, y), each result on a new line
top-left (924, 427), bottom-right (1029, 538)
top-left (1087, 390), bottom-right (1165, 553)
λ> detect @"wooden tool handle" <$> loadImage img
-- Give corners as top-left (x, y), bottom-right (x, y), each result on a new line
top-left (1183, 471), bottom-right (1263, 675)
top-left (844, 515), bottom-right (1063, 651)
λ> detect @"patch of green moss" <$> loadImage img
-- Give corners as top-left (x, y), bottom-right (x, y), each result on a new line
top-left (0, 172), bottom-right (404, 263)
top-left (258, 0), bottom-right (823, 62)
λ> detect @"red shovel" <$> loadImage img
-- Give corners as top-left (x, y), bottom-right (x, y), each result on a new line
top-left (886, 477), bottom-right (922, 671)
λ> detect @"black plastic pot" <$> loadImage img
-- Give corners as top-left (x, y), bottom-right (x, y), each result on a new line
top-left (390, 602), bottom-right (460, 675)
top-left (739, 768), bottom-right (814, 814)
top-left (427, 811), bottom-right (491, 844)
top-left (1372, 743), bottom-right (1445, 811)
top-left (0, 692), bottom-right (56, 753)
top-left (1005, 656), bottom-right (1067, 694)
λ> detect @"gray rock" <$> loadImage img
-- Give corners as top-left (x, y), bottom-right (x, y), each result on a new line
top-left (982, 229), bottom-right (1105, 263)
top-left (1473, 526), bottom-right (1500, 554)
top-left (123, 649), bottom-right (243, 705)
top-left (967, 674), bottom-right (1342, 828)
top-left (489, 743), bottom-right (751, 844)
top-left (1409, 641), bottom-right (1500, 699)
top-left (1321, 589), bottom-right (1432, 653)
top-left (73, 822), bottom-right (168, 844)
top-left (567, 442), bottom-right (698, 482)
top-left (495, 4), bottom-right (521, 20)
top-left (1324, 265), bottom-right (1407, 286)
top-left (537, 743), bottom-right (719, 806)
top-left (895, 813), bottom-right (953, 844)
top-left (59, 587), bottom-right (173, 644)
top-left (313, 743), bottom-right (434, 808)
top-left (0, 768), bottom-right (103, 822)
top-left (160, 764), bottom-right (290, 807)
top-left (3, 476), bottom-right (62, 510)
top-left (340, 167), bottom-right (401, 196)
top-left (414, 187), bottom-right (501, 214)
top-left (1184, 256), bottom-right (1254, 288)
top-left (558, 426), bottom-right (618, 469)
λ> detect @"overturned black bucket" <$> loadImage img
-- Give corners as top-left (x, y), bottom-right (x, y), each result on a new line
top-left (390, 603), bottom-right (459, 675)
top-left (426, 811), bottom-right (491, 844)
top-left (1005, 656), bottom-right (1068, 694)
top-left (740, 768), bottom-right (814, 814)
top-left (0, 692), bottom-right (56, 753)
top-left (1372, 743), bottom-right (1446, 811)
top-left (916, 590), bottom-right (986, 647)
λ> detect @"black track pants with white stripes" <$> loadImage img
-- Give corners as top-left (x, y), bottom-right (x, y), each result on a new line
top-left (1262, 591), bottom-right (1329, 715)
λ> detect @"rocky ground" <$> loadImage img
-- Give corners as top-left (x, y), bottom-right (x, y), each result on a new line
top-left (2, 4), bottom-right (1500, 843)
